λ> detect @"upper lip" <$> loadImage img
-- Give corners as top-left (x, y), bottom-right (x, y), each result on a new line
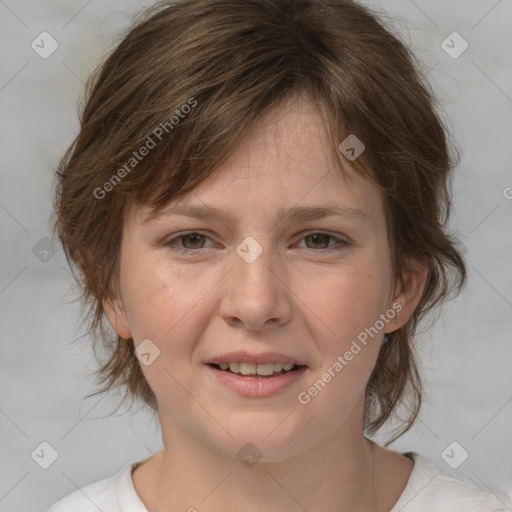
top-left (206, 351), bottom-right (307, 366)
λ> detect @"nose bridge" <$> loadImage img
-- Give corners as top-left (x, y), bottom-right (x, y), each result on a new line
top-left (233, 235), bottom-right (277, 296)
top-left (220, 235), bottom-right (290, 329)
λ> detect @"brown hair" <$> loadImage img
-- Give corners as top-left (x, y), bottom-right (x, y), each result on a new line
top-left (52, 0), bottom-right (466, 440)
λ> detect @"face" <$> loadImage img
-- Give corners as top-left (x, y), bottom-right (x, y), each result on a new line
top-left (105, 95), bottom-right (424, 462)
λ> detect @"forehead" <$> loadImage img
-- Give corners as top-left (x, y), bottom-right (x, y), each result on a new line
top-left (127, 95), bottom-right (382, 227)
top-left (223, 94), bottom-right (335, 175)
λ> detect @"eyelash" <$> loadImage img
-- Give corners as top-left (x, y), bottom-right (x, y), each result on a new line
top-left (164, 231), bottom-right (349, 254)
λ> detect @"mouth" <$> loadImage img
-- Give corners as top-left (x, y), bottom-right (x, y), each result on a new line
top-left (205, 361), bottom-right (308, 397)
top-left (207, 362), bottom-right (306, 378)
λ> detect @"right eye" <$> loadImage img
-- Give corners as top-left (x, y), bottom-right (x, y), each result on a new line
top-left (164, 232), bottom-right (215, 253)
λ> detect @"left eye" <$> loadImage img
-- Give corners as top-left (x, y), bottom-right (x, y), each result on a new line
top-left (166, 232), bottom-right (213, 251)
top-left (164, 232), bottom-right (347, 253)
top-left (297, 233), bottom-right (344, 250)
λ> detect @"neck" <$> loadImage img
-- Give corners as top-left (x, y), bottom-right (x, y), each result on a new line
top-left (140, 419), bottom-right (405, 512)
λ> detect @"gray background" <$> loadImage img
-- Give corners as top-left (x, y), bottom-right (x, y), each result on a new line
top-left (1, 1), bottom-right (511, 511)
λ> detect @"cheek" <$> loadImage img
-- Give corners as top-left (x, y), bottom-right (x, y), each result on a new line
top-left (295, 267), bottom-right (387, 415)
top-left (120, 252), bottom-right (216, 342)
top-left (298, 256), bottom-right (392, 393)
top-left (304, 261), bottom-right (392, 337)
top-left (119, 258), bottom-right (217, 395)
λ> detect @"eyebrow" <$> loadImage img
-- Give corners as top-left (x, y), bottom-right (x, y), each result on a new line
top-left (143, 204), bottom-right (368, 227)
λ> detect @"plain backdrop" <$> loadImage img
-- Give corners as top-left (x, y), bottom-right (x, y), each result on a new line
top-left (1, 1), bottom-right (511, 511)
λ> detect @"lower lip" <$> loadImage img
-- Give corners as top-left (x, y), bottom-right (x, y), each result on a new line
top-left (205, 364), bottom-right (308, 398)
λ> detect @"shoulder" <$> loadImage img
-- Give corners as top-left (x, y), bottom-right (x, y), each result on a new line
top-left (393, 452), bottom-right (511, 512)
top-left (45, 474), bottom-right (117, 512)
top-left (45, 460), bottom-right (141, 512)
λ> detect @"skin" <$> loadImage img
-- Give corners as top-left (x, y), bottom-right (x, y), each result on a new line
top-left (104, 94), bottom-right (428, 512)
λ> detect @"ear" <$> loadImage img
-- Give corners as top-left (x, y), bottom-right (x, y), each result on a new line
top-left (103, 291), bottom-right (132, 339)
top-left (385, 258), bottom-right (429, 333)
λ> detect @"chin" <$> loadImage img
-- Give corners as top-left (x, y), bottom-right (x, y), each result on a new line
top-left (206, 416), bottom-right (309, 464)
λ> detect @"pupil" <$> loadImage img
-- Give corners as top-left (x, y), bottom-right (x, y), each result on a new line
top-left (184, 234), bottom-right (204, 248)
top-left (308, 234), bottom-right (328, 248)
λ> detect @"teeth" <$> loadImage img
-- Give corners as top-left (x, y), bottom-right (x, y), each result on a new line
top-left (217, 362), bottom-right (297, 376)
top-left (239, 362), bottom-right (256, 375)
top-left (254, 363), bottom-right (274, 376)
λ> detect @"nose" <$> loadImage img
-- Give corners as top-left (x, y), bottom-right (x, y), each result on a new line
top-left (219, 238), bottom-right (292, 332)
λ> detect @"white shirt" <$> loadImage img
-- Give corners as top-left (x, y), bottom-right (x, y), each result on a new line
top-left (46, 452), bottom-right (511, 512)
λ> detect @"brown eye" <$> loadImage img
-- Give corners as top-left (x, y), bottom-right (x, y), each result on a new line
top-left (304, 233), bottom-right (332, 249)
top-left (296, 232), bottom-right (349, 252)
top-left (180, 233), bottom-right (206, 249)
top-left (165, 232), bottom-right (213, 253)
